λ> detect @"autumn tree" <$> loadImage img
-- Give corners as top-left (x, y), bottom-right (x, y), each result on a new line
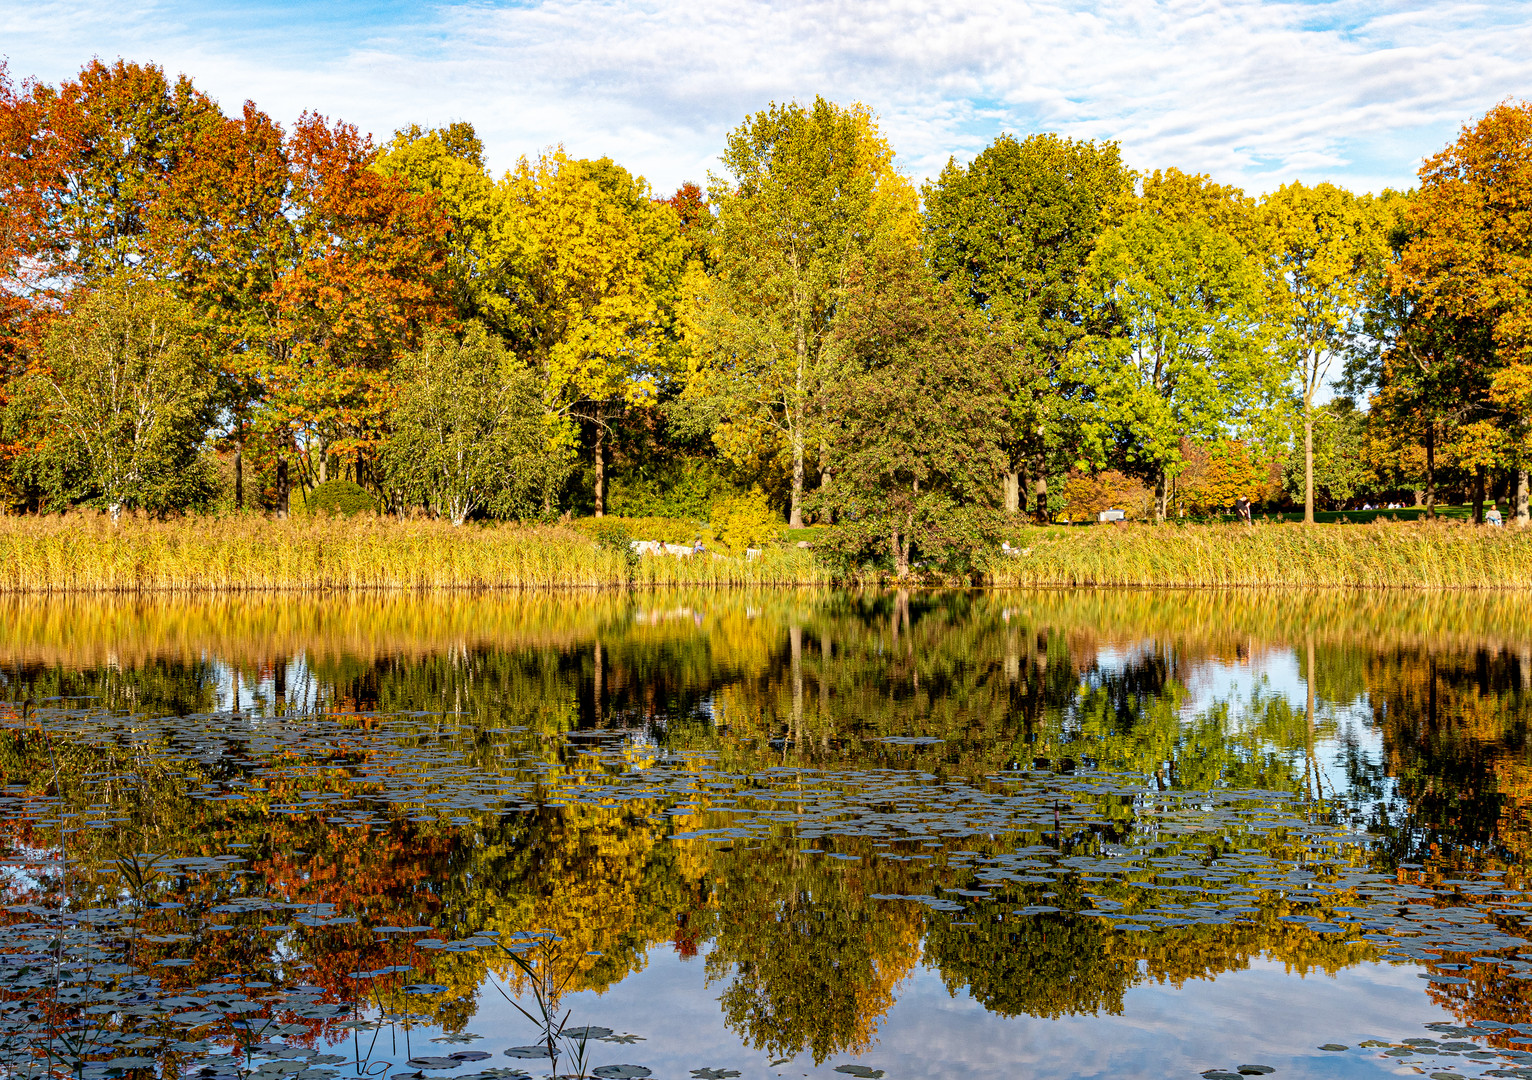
top-left (922, 133), bottom-right (1132, 519)
top-left (153, 109), bottom-right (451, 505)
top-left (15, 274), bottom-right (217, 514)
top-left (379, 323), bottom-right (547, 523)
top-left (1350, 191), bottom-right (1495, 519)
top-left (1075, 192), bottom-right (1281, 520)
top-left (1259, 182), bottom-right (1386, 522)
top-left (376, 122), bottom-right (525, 336)
top-left (1395, 101), bottom-right (1532, 524)
top-left (505, 150), bottom-right (684, 515)
top-left (686, 98), bottom-right (918, 527)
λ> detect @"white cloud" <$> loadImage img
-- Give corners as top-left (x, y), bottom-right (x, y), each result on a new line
top-left (3, 0), bottom-right (1530, 195)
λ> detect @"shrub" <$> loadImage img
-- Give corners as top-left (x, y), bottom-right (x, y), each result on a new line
top-left (305, 480), bottom-right (378, 517)
top-left (1061, 469), bottom-right (1153, 522)
top-left (708, 489), bottom-right (780, 552)
top-left (570, 514), bottom-right (701, 546)
top-left (607, 457), bottom-right (733, 519)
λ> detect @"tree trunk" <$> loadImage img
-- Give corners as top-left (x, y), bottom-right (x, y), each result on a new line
top-left (1424, 422), bottom-right (1436, 520)
top-left (593, 418), bottom-right (606, 518)
top-left (233, 444), bottom-right (243, 512)
top-left (276, 457), bottom-right (290, 519)
top-left (1303, 400), bottom-right (1315, 525)
top-left (891, 525), bottom-right (908, 578)
top-left (1033, 471), bottom-right (1048, 525)
top-left (1154, 469), bottom-right (1168, 523)
top-left (1003, 470), bottom-right (1019, 516)
top-left (1473, 463), bottom-right (1487, 524)
top-left (820, 633), bottom-right (830, 720)
top-left (819, 464), bottom-right (832, 524)
top-left (1517, 469), bottom-right (1529, 526)
top-left (790, 325), bottom-right (806, 528)
top-left (789, 624), bottom-right (803, 745)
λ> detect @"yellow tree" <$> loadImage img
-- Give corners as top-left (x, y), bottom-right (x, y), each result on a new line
top-left (1259, 182), bottom-right (1386, 523)
top-left (1397, 101), bottom-right (1532, 523)
top-left (685, 98), bottom-right (918, 527)
top-left (375, 122), bottom-right (527, 338)
top-left (506, 149), bottom-right (683, 514)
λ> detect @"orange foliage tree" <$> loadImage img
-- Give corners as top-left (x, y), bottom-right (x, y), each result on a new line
top-left (1396, 101), bottom-right (1532, 521)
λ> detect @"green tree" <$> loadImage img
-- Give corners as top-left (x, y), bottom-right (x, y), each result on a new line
top-left (922, 133), bottom-right (1132, 520)
top-left (19, 274), bottom-right (217, 514)
top-left (380, 323), bottom-right (548, 524)
top-left (1259, 182), bottom-right (1386, 523)
top-left (1281, 399), bottom-right (1372, 508)
top-left (814, 251), bottom-right (1007, 577)
top-left (685, 97), bottom-right (918, 527)
top-left (1076, 207), bottom-right (1279, 520)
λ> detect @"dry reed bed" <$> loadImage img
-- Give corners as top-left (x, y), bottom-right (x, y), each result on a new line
top-left (989, 520), bottom-right (1532, 589)
top-left (0, 514), bottom-right (827, 592)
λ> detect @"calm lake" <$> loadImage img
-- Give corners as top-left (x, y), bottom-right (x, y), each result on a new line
top-left (3, 589), bottom-right (1532, 1080)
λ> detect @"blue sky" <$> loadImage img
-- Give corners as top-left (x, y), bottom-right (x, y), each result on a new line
top-left (3, 0), bottom-right (1529, 197)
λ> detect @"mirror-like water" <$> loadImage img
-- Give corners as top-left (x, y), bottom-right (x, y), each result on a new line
top-left (3, 589), bottom-right (1532, 1080)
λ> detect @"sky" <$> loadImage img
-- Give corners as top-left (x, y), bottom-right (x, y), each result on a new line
top-left (2, 0), bottom-right (1530, 198)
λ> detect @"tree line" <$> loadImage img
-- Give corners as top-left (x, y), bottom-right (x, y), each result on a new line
top-left (1, 59), bottom-right (1529, 563)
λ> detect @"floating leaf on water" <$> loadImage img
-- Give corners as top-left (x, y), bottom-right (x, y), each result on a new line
top-left (562, 1026), bottom-right (614, 1040)
top-left (449, 1052), bottom-right (492, 1062)
top-left (504, 1047), bottom-right (552, 1060)
top-left (1317, 1044), bottom-right (1348, 1051)
top-left (407, 1060), bottom-right (461, 1071)
top-left (691, 1071), bottom-right (741, 1079)
top-left (832, 1068), bottom-right (884, 1079)
top-left (592, 1068), bottom-right (651, 1080)
top-left (1237, 1069), bottom-right (1275, 1077)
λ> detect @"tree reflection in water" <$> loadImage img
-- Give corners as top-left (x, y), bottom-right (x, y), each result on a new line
top-left (2, 589), bottom-right (1532, 1075)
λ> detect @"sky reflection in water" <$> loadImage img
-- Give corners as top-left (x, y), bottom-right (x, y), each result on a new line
top-left (0, 589), bottom-right (1530, 1080)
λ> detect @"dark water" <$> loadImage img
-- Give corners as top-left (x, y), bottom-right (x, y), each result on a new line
top-left (3, 589), bottom-right (1532, 1080)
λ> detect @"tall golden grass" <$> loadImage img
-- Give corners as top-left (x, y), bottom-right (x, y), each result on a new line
top-left (0, 512), bottom-right (827, 592)
top-left (988, 519), bottom-right (1532, 589)
top-left (5, 514), bottom-right (1532, 593)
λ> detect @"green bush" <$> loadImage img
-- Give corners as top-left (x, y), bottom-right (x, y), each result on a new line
top-left (304, 479), bottom-right (378, 517)
top-left (607, 457), bottom-right (733, 519)
top-left (571, 514), bottom-right (701, 546)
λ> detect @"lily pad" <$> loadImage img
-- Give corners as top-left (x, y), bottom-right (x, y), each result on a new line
top-left (592, 1068), bottom-right (652, 1079)
top-left (504, 1047), bottom-right (553, 1060)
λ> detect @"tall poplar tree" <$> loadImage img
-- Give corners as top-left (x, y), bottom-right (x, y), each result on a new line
top-left (685, 97), bottom-right (917, 527)
top-left (1259, 182), bottom-right (1385, 523)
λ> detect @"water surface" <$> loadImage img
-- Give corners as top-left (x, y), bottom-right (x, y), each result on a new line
top-left (3, 589), bottom-right (1532, 1080)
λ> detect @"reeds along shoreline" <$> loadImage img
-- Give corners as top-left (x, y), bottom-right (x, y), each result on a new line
top-left (2, 514), bottom-right (1531, 592)
top-left (0, 513), bottom-right (826, 592)
top-left (988, 519), bottom-right (1532, 589)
